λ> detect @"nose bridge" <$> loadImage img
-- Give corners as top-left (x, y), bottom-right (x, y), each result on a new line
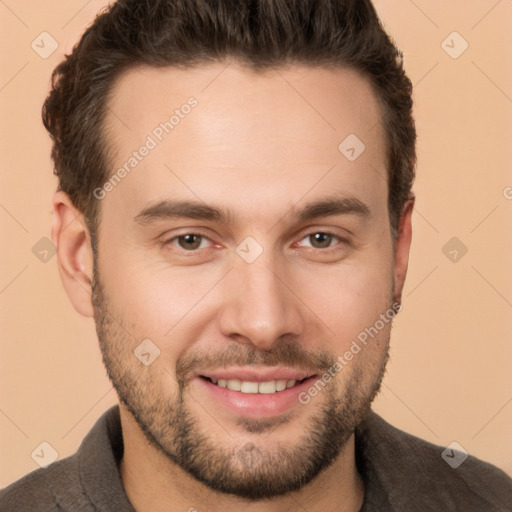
top-left (218, 247), bottom-right (303, 348)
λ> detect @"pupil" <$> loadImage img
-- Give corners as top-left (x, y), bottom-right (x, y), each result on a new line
top-left (180, 234), bottom-right (201, 250)
top-left (312, 233), bottom-right (331, 248)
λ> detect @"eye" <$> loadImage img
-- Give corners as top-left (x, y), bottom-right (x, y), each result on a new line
top-left (167, 233), bottom-right (212, 251)
top-left (163, 230), bottom-right (347, 254)
top-left (297, 231), bottom-right (344, 250)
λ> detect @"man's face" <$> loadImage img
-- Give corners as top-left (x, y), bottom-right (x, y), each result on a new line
top-left (92, 63), bottom-right (400, 498)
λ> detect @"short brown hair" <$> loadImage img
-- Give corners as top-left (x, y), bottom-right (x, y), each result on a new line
top-left (43, 0), bottom-right (416, 243)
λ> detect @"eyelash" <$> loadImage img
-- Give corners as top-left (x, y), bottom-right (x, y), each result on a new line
top-left (162, 230), bottom-right (348, 254)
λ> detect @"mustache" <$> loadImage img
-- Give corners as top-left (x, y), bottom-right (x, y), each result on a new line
top-left (175, 339), bottom-right (337, 385)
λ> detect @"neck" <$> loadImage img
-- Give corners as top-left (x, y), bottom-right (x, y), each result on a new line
top-left (119, 405), bottom-right (364, 512)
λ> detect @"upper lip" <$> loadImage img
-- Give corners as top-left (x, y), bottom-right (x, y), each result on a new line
top-left (197, 367), bottom-right (317, 382)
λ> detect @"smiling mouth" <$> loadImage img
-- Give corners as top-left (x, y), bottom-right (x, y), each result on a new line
top-left (200, 376), bottom-right (314, 394)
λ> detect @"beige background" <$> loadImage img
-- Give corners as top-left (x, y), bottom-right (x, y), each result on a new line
top-left (1, 0), bottom-right (511, 487)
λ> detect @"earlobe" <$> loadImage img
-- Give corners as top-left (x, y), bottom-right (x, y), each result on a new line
top-left (393, 197), bottom-right (414, 305)
top-left (51, 191), bottom-right (95, 318)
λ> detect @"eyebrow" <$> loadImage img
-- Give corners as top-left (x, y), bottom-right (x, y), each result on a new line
top-left (133, 194), bottom-right (371, 226)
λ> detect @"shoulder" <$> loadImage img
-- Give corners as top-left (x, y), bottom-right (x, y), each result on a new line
top-left (0, 454), bottom-right (85, 511)
top-left (0, 406), bottom-right (123, 512)
top-left (358, 410), bottom-right (512, 511)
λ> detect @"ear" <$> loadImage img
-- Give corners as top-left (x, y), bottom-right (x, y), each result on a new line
top-left (51, 191), bottom-right (95, 318)
top-left (393, 197), bottom-right (414, 305)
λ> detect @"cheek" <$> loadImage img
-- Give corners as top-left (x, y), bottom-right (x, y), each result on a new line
top-left (98, 239), bottom-right (210, 329)
top-left (99, 264), bottom-right (223, 368)
top-left (297, 252), bottom-right (394, 352)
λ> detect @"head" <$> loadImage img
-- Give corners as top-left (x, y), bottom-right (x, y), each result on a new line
top-left (47, 0), bottom-right (415, 501)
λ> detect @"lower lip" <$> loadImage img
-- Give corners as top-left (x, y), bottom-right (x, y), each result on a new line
top-left (195, 376), bottom-right (318, 418)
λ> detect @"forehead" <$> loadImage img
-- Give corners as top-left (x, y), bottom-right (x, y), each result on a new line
top-left (106, 62), bottom-right (384, 143)
top-left (102, 62), bottom-right (387, 226)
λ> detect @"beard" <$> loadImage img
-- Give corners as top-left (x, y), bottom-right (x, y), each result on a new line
top-left (91, 261), bottom-right (391, 500)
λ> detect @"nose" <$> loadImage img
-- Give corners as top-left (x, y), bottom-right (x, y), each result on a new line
top-left (217, 251), bottom-right (304, 350)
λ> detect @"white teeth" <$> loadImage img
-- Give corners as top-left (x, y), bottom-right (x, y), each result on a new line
top-left (240, 381), bottom-right (259, 393)
top-left (210, 377), bottom-right (302, 394)
top-left (226, 379), bottom-right (241, 391)
top-left (258, 381), bottom-right (277, 394)
top-left (276, 380), bottom-right (287, 391)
